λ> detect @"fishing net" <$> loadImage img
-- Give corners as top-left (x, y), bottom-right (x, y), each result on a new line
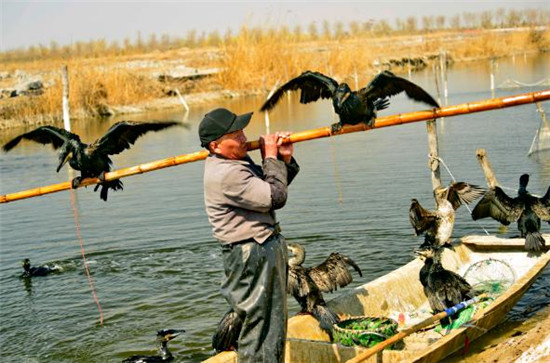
top-left (333, 317), bottom-right (398, 348)
top-left (528, 103), bottom-right (550, 156)
top-left (463, 258), bottom-right (516, 297)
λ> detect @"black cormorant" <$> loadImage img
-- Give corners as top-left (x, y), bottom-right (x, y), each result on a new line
top-left (409, 182), bottom-right (485, 248)
top-left (287, 242), bottom-right (362, 335)
top-left (21, 258), bottom-right (56, 277)
top-left (3, 121), bottom-right (180, 201)
top-left (122, 329), bottom-right (184, 362)
top-left (416, 246), bottom-right (476, 326)
top-left (260, 70), bottom-right (439, 132)
top-left (471, 174), bottom-right (550, 252)
top-left (212, 309), bottom-right (242, 353)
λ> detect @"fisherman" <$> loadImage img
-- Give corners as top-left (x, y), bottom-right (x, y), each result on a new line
top-left (199, 107), bottom-right (299, 362)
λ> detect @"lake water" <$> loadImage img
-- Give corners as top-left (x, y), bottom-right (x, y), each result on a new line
top-left (1, 53), bottom-right (549, 362)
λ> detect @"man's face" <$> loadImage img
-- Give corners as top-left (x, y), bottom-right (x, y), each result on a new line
top-left (212, 129), bottom-right (248, 160)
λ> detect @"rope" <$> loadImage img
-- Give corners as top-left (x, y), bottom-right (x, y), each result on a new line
top-left (430, 155), bottom-right (490, 236)
top-left (69, 188), bottom-right (104, 325)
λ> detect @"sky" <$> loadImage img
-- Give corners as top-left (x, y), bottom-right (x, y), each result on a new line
top-left (1, 0), bottom-right (548, 51)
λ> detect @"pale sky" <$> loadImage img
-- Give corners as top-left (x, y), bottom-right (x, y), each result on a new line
top-left (1, 0), bottom-right (548, 51)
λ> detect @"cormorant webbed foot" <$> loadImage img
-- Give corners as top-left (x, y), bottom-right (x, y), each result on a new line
top-left (71, 176), bottom-right (82, 189)
top-left (330, 122), bottom-right (343, 134)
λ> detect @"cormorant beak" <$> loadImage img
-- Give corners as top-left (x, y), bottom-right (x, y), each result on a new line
top-left (57, 152), bottom-right (73, 172)
top-left (165, 329), bottom-right (185, 341)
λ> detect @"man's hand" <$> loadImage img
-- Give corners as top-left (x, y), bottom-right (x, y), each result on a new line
top-left (276, 131), bottom-right (293, 163)
top-left (259, 133), bottom-right (279, 160)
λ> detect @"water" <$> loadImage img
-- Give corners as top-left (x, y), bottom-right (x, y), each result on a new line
top-left (1, 54), bottom-right (549, 362)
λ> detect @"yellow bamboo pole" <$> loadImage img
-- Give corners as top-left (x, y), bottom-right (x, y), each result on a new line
top-left (1, 89), bottom-right (549, 204)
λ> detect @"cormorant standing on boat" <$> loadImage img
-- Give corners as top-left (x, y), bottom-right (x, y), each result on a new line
top-left (122, 329), bottom-right (184, 362)
top-left (2, 121), bottom-right (180, 201)
top-left (416, 246), bottom-right (476, 326)
top-left (409, 182), bottom-right (485, 248)
top-left (471, 174), bottom-right (550, 252)
top-left (212, 309), bottom-right (242, 353)
top-left (287, 242), bottom-right (363, 336)
top-left (21, 258), bottom-right (56, 277)
top-left (260, 70), bottom-right (439, 132)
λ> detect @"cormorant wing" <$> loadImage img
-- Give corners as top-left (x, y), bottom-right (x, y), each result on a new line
top-left (471, 187), bottom-right (523, 225)
top-left (409, 199), bottom-right (437, 236)
top-left (358, 70), bottom-right (439, 108)
top-left (432, 269), bottom-right (475, 307)
top-left (446, 182), bottom-right (486, 210)
top-left (307, 253), bottom-right (362, 293)
top-left (287, 266), bottom-right (312, 298)
top-left (2, 125), bottom-right (78, 152)
top-left (260, 71), bottom-right (339, 112)
top-left (531, 186), bottom-right (550, 221)
top-left (89, 121), bottom-right (180, 156)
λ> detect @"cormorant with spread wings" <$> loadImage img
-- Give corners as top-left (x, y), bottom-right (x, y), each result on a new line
top-left (260, 70), bottom-right (439, 132)
top-left (3, 121), bottom-right (180, 201)
top-left (471, 174), bottom-right (550, 252)
top-left (410, 182), bottom-right (485, 248)
top-left (287, 242), bottom-right (362, 335)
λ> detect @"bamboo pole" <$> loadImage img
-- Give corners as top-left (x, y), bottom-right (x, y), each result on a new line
top-left (1, 89), bottom-right (549, 204)
top-left (346, 294), bottom-right (488, 363)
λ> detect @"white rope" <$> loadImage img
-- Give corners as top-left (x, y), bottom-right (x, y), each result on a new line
top-left (430, 155), bottom-right (490, 236)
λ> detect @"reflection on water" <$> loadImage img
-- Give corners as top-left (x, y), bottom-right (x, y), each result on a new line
top-left (0, 54), bottom-right (549, 362)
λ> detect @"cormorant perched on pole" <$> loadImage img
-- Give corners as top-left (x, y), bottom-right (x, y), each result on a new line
top-left (260, 70), bottom-right (439, 132)
top-left (122, 329), bottom-right (184, 362)
top-left (3, 121), bottom-right (180, 201)
top-left (471, 174), bottom-right (550, 252)
top-left (287, 242), bottom-right (362, 336)
top-left (416, 246), bottom-right (477, 326)
top-left (409, 182), bottom-right (485, 248)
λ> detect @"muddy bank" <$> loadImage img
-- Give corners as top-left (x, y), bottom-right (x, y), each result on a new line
top-left (446, 305), bottom-right (550, 362)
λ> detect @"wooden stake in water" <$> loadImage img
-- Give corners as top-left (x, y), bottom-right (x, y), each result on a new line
top-left (439, 50), bottom-right (448, 106)
top-left (490, 58), bottom-right (496, 98)
top-left (426, 119), bottom-right (442, 192)
top-left (476, 149), bottom-right (499, 188)
top-left (62, 65), bottom-right (71, 132)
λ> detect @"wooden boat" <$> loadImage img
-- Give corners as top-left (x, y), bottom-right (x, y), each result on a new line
top-left (204, 234), bottom-right (550, 363)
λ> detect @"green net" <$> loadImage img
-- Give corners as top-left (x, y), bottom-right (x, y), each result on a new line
top-left (333, 317), bottom-right (398, 348)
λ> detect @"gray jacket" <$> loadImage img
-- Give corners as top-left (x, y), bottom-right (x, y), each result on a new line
top-left (203, 154), bottom-right (299, 245)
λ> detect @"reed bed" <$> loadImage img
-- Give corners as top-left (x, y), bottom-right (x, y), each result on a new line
top-left (1, 27), bottom-right (548, 124)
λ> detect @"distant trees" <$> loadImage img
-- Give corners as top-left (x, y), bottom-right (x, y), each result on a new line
top-left (1, 7), bottom-right (549, 63)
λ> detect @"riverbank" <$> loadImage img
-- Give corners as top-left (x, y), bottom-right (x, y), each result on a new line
top-left (1, 27), bottom-right (548, 130)
top-left (446, 305), bottom-right (550, 362)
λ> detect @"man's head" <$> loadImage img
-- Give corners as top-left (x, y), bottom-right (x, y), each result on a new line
top-left (199, 108), bottom-right (252, 159)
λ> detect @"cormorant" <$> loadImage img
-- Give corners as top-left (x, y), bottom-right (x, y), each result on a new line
top-left (471, 174), bottom-right (550, 252)
top-left (21, 258), bottom-right (57, 277)
top-left (287, 242), bottom-right (362, 335)
top-left (122, 329), bottom-right (184, 362)
top-left (212, 309), bottom-right (242, 353)
top-left (3, 121), bottom-right (180, 201)
top-left (409, 182), bottom-right (485, 248)
top-left (260, 70), bottom-right (439, 132)
top-left (416, 246), bottom-right (476, 326)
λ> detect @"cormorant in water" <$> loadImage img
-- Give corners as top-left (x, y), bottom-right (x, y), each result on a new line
top-left (409, 182), bottom-right (485, 248)
top-left (471, 174), bottom-right (550, 252)
top-left (21, 258), bottom-right (57, 277)
top-left (416, 246), bottom-right (476, 326)
top-left (212, 309), bottom-right (242, 353)
top-left (123, 329), bottom-right (184, 362)
top-left (3, 121), bottom-right (180, 201)
top-left (260, 70), bottom-right (439, 132)
top-left (287, 242), bottom-right (362, 335)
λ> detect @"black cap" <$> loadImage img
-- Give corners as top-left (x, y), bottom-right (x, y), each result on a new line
top-left (199, 108), bottom-right (253, 148)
